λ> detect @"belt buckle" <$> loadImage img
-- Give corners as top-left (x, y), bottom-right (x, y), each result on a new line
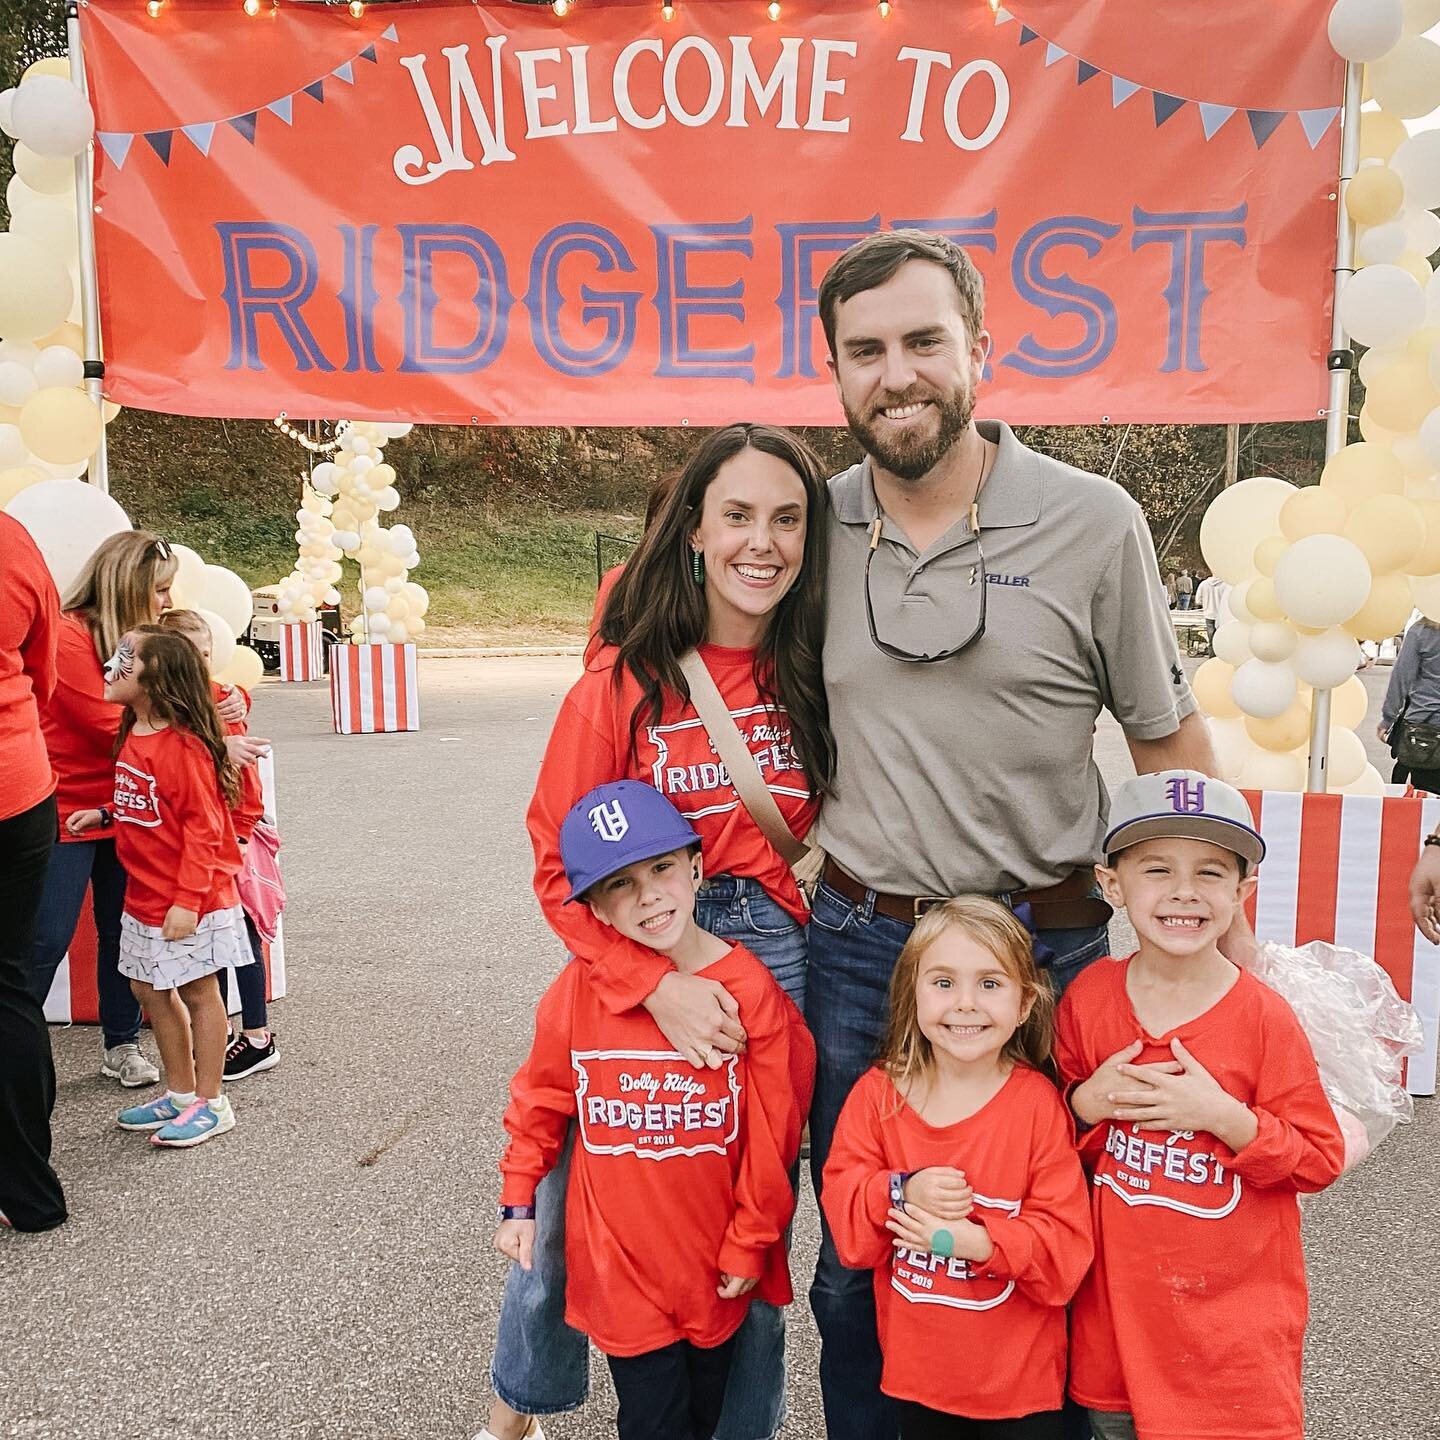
top-left (913, 895), bottom-right (946, 923)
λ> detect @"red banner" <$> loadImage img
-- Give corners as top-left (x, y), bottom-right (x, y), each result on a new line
top-left (80, 0), bottom-right (1342, 425)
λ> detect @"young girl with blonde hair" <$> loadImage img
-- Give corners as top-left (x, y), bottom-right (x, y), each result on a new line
top-left (822, 898), bottom-right (1093, 1440)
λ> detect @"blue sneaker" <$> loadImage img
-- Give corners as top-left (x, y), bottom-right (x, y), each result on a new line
top-left (117, 1093), bottom-right (185, 1131)
top-left (151, 1096), bottom-right (235, 1149)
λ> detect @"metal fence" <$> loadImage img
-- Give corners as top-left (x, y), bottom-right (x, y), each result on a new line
top-left (594, 531), bottom-right (639, 587)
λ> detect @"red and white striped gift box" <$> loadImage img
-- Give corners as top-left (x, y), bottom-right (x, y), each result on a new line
top-left (278, 621), bottom-right (325, 682)
top-left (329, 642), bottom-right (420, 735)
top-left (1243, 789), bottom-right (1439, 1097)
top-left (43, 754), bottom-right (288, 1024)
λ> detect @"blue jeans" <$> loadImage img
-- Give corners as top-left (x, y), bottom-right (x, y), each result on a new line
top-left (233, 913), bottom-right (269, 1031)
top-left (805, 879), bottom-right (1108, 1440)
top-left (490, 876), bottom-right (808, 1440)
top-left (29, 837), bottom-right (141, 1048)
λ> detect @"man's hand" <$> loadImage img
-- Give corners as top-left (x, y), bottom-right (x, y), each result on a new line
top-left (161, 905), bottom-right (199, 941)
top-left (65, 809), bottom-right (105, 836)
top-left (494, 1218), bottom-right (536, 1271)
top-left (1111, 1038), bottom-right (1258, 1151)
top-left (885, 1204), bottom-right (994, 1265)
top-left (1070, 1041), bottom-right (1182, 1127)
top-left (1409, 841), bottom-right (1440, 945)
top-left (225, 734), bottom-right (270, 767)
top-left (216, 685), bottom-right (247, 725)
top-left (643, 971), bottom-right (746, 1069)
top-left (717, 1272), bottom-right (758, 1300)
top-left (1217, 906), bottom-right (1258, 970)
top-left (903, 1167), bottom-right (973, 1222)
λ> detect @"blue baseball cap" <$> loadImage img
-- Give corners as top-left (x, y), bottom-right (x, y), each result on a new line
top-left (560, 780), bottom-right (702, 903)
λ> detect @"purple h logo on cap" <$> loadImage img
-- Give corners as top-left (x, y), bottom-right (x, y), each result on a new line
top-left (1165, 777), bottom-right (1207, 814)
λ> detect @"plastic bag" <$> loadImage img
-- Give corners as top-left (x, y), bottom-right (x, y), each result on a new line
top-left (1242, 939), bottom-right (1423, 1170)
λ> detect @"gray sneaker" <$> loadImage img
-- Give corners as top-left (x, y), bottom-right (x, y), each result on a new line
top-left (101, 1044), bottom-right (160, 1088)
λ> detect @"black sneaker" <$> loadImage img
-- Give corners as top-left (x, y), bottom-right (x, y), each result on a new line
top-left (223, 1032), bottom-right (280, 1080)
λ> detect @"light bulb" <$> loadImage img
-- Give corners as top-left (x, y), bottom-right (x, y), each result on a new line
top-left (878, 0), bottom-right (891, 13)
top-left (987, 0), bottom-right (1000, 10)
top-left (662, 0), bottom-right (675, 17)
top-left (767, 0), bottom-right (780, 17)
top-left (349, 0), bottom-right (364, 14)
top-left (146, 0), bottom-right (162, 14)
top-left (552, 0), bottom-right (570, 14)
top-left (243, 0), bottom-right (260, 15)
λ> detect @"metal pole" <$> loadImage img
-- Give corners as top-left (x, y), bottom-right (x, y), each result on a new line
top-left (1306, 58), bottom-right (1362, 794)
top-left (66, 0), bottom-right (109, 494)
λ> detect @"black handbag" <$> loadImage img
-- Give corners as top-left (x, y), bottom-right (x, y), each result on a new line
top-left (1395, 717), bottom-right (1440, 770)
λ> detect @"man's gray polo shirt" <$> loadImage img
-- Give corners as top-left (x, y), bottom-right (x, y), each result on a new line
top-left (815, 419), bottom-right (1195, 897)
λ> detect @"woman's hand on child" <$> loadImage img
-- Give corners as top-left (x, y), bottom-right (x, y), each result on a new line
top-left (716, 1272), bottom-right (758, 1299)
top-left (216, 685), bottom-right (248, 724)
top-left (1112, 1038), bottom-right (1259, 1151)
top-left (65, 809), bottom-right (104, 836)
top-left (644, 971), bottom-right (747, 1069)
top-left (225, 733), bottom-right (271, 767)
top-left (885, 1205), bottom-right (994, 1264)
top-left (1072, 1041), bottom-right (1183, 1126)
top-left (161, 905), bottom-right (199, 941)
top-left (494, 1218), bottom-right (536, 1271)
top-left (903, 1167), bottom-right (973, 1221)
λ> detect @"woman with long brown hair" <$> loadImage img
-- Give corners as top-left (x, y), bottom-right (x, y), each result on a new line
top-left (477, 423), bottom-right (833, 1440)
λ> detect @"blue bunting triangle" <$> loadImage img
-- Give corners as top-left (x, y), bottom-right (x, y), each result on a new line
top-left (332, 61), bottom-right (355, 85)
top-left (1018, 26), bottom-right (1040, 45)
top-left (1299, 106), bottom-right (1340, 148)
top-left (303, 78), bottom-right (325, 103)
top-left (359, 44), bottom-right (378, 63)
top-left (1153, 92), bottom-right (1186, 127)
top-left (98, 132), bottom-right (133, 169)
top-left (1044, 42), bottom-right (1067, 67)
top-left (181, 122), bottom-right (216, 155)
top-left (1247, 109), bottom-right (1286, 148)
top-left (267, 94), bottom-right (293, 125)
top-left (143, 130), bottom-right (173, 164)
top-left (993, 6), bottom-right (1015, 22)
top-left (229, 111), bottom-right (259, 144)
top-left (1076, 59), bottom-right (1100, 85)
top-left (1198, 103), bottom-right (1236, 140)
top-left (1111, 76), bottom-right (1141, 107)
top-left (381, 23), bottom-right (398, 41)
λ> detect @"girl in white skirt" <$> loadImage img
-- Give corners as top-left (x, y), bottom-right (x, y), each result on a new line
top-left (70, 627), bottom-right (249, 1147)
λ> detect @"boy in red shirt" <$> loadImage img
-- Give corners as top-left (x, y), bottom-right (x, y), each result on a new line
top-left (1054, 771), bottom-right (1346, 1440)
top-left (495, 780), bottom-right (814, 1440)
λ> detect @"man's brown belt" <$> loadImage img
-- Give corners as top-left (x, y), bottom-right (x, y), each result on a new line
top-left (819, 858), bottom-right (1113, 931)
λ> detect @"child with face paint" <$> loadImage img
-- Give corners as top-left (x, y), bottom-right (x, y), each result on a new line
top-left (821, 898), bottom-right (1093, 1440)
top-left (69, 627), bottom-right (250, 1147)
top-left (157, 609), bottom-right (278, 1079)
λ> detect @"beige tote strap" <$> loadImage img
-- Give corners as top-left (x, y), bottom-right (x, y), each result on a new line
top-left (678, 649), bottom-right (807, 867)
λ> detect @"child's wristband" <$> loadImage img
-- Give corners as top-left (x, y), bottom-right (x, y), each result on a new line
top-left (888, 1172), bottom-right (911, 1208)
top-left (97, 806), bottom-right (113, 828)
top-left (498, 1204), bottom-right (536, 1221)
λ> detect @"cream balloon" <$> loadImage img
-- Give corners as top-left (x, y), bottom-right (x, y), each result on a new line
top-left (1337, 263), bottom-right (1426, 347)
top-left (1363, 357), bottom-right (1437, 432)
top-left (11, 197), bottom-right (79, 260)
top-left (0, 465), bottom-right (44, 506)
top-left (1198, 476), bottom-right (1296, 584)
top-left (18, 386), bottom-right (102, 465)
top-left (1245, 577), bottom-right (1284, 622)
top-left (1248, 620), bottom-right (1298, 663)
top-left (1342, 494), bottom-right (1424, 572)
top-left (1410, 498), bottom-right (1440, 573)
top-left (1319, 442), bottom-right (1404, 505)
top-left (1324, 726), bottom-right (1369, 788)
top-left (0, 233), bottom-right (74, 342)
top-left (1331, 675), bottom-right (1370, 730)
top-left (1238, 747), bottom-right (1306, 793)
top-left (1209, 716), bottom-right (1252, 782)
top-left (1252, 535), bottom-right (1290, 577)
top-left (1231, 659), bottom-right (1298, 720)
top-left (11, 142), bottom-right (71, 195)
top-left (215, 643), bottom-right (264, 691)
top-left (1346, 164), bottom-right (1405, 226)
top-left (1345, 574), bottom-right (1414, 640)
top-left (1360, 108), bottom-right (1410, 161)
top-left (195, 564), bottom-right (254, 638)
top-left (1359, 405), bottom-right (1397, 444)
top-left (1292, 627), bottom-right (1364, 688)
top-left (1272, 535), bottom-right (1372, 627)
top-left (1228, 581), bottom-right (1258, 625)
top-left (1193, 659), bottom-right (1240, 719)
top-left (1212, 621), bottom-right (1252, 666)
top-left (167, 543), bottom-right (207, 609)
top-left (1411, 572), bottom-right (1440, 619)
top-left (1245, 701), bottom-right (1311, 753)
top-left (3, 478), bottom-right (130, 594)
top-left (1371, 35), bottom-right (1440, 119)
top-left (21, 58), bottom-right (70, 83)
top-left (1342, 764), bottom-right (1388, 796)
top-left (1403, 0), bottom-right (1440, 33)
top-left (195, 608), bottom-right (237, 676)
top-left (1328, 0), bottom-right (1404, 61)
top-left (1396, 250), bottom-right (1434, 288)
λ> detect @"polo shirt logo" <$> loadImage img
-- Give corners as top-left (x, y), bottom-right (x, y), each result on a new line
top-left (984, 572), bottom-right (1031, 588)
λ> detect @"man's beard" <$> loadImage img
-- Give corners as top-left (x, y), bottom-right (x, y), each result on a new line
top-left (843, 384), bottom-right (974, 482)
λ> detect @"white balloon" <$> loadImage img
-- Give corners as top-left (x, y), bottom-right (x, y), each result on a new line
top-left (1393, 128), bottom-right (1440, 211)
top-left (7, 75), bottom-right (94, 158)
top-left (0, 86), bottom-right (16, 139)
top-left (1210, 716), bottom-right (1252, 782)
top-left (0, 340), bottom-right (40, 368)
top-left (0, 423), bottom-right (27, 469)
top-left (363, 585), bottom-right (388, 611)
top-left (379, 422), bottom-right (414, 440)
top-left (194, 607), bottom-right (237, 676)
top-left (36, 457), bottom-right (88, 480)
top-left (1198, 476), bottom-right (1297, 584)
top-left (4, 478), bottom-right (130, 595)
top-left (0, 361), bottom-right (38, 408)
top-left (1337, 263), bottom-right (1426, 348)
top-left (1231, 658), bottom-right (1298, 720)
top-left (1293, 627), bottom-right (1364, 688)
top-left (1358, 221), bottom-right (1409, 266)
top-left (366, 611), bottom-right (392, 636)
top-left (195, 564), bottom-right (253, 637)
top-left (11, 196), bottom-right (78, 259)
top-left (1327, 0), bottom-right (1404, 61)
top-left (1272, 535), bottom-right (1372, 628)
top-left (1212, 621), bottom-right (1253, 666)
top-left (1341, 763), bottom-right (1388, 796)
top-left (1228, 581), bottom-right (1258, 625)
top-left (31, 344), bottom-right (83, 390)
top-left (1249, 620), bottom-right (1298, 663)
top-left (1405, 206), bottom-right (1440, 256)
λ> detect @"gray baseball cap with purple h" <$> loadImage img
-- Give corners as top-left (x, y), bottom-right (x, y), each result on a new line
top-left (1104, 769), bottom-right (1265, 868)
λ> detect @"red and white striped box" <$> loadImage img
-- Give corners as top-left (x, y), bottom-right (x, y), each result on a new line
top-left (330, 642), bottom-right (420, 735)
top-left (278, 621), bottom-right (325, 682)
top-left (1243, 789), bottom-right (1439, 1096)
top-left (44, 754), bottom-right (288, 1024)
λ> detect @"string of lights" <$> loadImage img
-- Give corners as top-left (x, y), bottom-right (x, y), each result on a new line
top-left (272, 414), bottom-right (345, 454)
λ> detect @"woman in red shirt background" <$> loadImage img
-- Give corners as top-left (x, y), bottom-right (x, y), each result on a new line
top-left (0, 513), bottom-right (68, 1232)
top-left (478, 423), bottom-right (833, 1440)
top-left (29, 531), bottom-right (179, 1087)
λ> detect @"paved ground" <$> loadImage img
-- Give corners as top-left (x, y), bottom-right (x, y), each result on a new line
top-left (3, 658), bottom-right (1437, 1440)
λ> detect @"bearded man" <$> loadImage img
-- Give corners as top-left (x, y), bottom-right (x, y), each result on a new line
top-left (803, 230), bottom-right (1219, 1439)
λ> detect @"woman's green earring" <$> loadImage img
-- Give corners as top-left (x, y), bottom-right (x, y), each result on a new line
top-left (691, 548), bottom-right (705, 586)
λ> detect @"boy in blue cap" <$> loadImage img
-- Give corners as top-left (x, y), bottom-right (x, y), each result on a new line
top-left (494, 780), bottom-right (814, 1440)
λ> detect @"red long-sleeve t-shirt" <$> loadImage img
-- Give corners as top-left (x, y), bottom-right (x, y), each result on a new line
top-left (0, 514), bottom-right (59, 822)
top-left (113, 726), bottom-right (242, 925)
top-left (213, 681), bottom-right (263, 842)
top-left (822, 1065), bottom-right (1093, 1421)
top-left (500, 942), bottom-right (815, 1358)
top-left (1054, 957), bottom-right (1346, 1440)
top-left (41, 610), bottom-right (122, 841)
top-left (526, 643), bottom-right (818, 1013)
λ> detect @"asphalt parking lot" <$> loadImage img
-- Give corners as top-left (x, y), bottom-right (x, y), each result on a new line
top-left (2, 656), bottom-right (1436, 1440)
